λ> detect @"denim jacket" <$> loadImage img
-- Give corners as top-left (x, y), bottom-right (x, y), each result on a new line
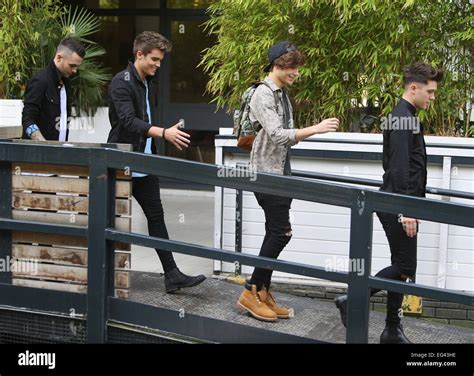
top-left (249, 77), bottom-right (298, 175)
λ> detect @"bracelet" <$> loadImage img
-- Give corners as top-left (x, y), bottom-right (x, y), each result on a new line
top-left (162, 128), bottom-right (166, 141)
top-left (26, 124), bottom-right (40, 138)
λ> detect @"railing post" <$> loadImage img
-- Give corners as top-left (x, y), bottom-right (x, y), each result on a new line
top-left (0, 161), bottom-right (12, 284)
top-left (346, 190), bottom-right (373, 343)
top-left (234, 188), bottom-right (243, 275)
top-left (87, 149), bottom-right (116, 343)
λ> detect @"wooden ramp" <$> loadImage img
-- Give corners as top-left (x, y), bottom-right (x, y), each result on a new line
top-left (127, 271), bottom-right (474, 344)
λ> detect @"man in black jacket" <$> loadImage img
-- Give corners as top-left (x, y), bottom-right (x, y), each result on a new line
top-left (108, 31), bottom-right (205, 293)
top-left (22, 38), bottom-right (85, 141)
top-left (335, 62), bottom-right (443, 343)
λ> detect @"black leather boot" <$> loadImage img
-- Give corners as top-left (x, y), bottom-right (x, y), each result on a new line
top-left (164, 267), bottom-right (206, 293)
top-left (334, 295), bottom-right (348, 328)
top-left (380, 323), bottom-right (412, 344)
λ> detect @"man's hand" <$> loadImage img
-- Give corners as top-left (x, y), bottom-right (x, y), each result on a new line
top-left (400, 217), bottom-right (420, 238)
top-left (164, 122), bottom-right (190, 150)
top-left (296, 117), bottom-right (339, 142)
top-left (314, 118), bottom-right (339, 134)
top-left (30, 130), bottom-right (46, 141)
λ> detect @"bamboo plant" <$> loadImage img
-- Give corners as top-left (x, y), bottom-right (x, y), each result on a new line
top-left (200, 0), bottom-right (473, 136)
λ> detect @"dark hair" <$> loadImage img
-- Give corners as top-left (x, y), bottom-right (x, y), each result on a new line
top-left (270, 50), bottom-right (306, 71)
top-left (56, 37), bottom-right (86, 58)
top-left (133, 31), bottom-right (172, 57)
top-left (403, 62), bottom-right (443, 86)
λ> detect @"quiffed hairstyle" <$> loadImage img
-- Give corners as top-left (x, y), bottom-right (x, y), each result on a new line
top-left (133, 31), bottom-right (172, 57)
top-left (271, 50), bottom-right (306, 71)
top-left (403, 62), bottom-right (443, 86)
top-left (56, 37), bottom-right (86, 58)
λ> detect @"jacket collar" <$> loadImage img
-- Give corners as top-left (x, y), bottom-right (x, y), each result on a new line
top-left (127, 60), bottom-right (154, 85)
top-left (264, 76), bottom-right (283, 91)
top-left (399, 97), bottom-right (417, 116)
top-left (47, 59), bottom-right (69, 87)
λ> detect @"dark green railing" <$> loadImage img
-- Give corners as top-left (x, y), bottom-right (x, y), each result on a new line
top-left (0, 141), bottom-right (472, 343)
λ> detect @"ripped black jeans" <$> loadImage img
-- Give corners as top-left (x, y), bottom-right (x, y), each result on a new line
top-left (249, 192), bottom-right (293, 290)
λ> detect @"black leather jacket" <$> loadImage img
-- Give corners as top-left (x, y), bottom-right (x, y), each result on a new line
top-left (107, 61), bottom-right (159, 153)
top-left (21, 60), bottom-right (72, 140)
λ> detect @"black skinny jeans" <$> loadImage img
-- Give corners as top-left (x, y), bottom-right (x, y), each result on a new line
top-left (132, 175), bottom-right (177, 273)
top-left (372, 212), bottom-right (418, 324)
top-left (249, 192), bottom-right (293, 290)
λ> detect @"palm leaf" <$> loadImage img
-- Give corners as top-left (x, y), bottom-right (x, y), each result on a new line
top-left (61, 5), bottom-right (101, 41)
top-left (60, 6), bottom-right (111, 115)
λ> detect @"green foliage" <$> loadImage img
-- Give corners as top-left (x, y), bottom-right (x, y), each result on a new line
top-left (60, 6), bottom-right (111, 115)
top-left (201, 0), bottom-right (473, 136)
top-left (0, 0), bottom-right (63, 99)
top-left (0, 1), bottom-right (110, 116)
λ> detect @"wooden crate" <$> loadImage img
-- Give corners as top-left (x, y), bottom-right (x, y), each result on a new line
top-left (9, 143), bottom-right (132, 299)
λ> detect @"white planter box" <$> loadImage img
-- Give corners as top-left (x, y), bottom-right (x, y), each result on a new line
top-left (0, 102), bottom-right (112, 142)
top-left (0, 99), bottom-right (23, 138)
top-left (68, 107), bottom-right (111, 143)
top-left (214, 129), bottom-right (474, 292)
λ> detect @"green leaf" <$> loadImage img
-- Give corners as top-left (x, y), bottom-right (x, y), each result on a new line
top-left (200, 0), bottom-right (472, 136)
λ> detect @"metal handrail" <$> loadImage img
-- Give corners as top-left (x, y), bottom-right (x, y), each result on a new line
top-left (0, 141), bottom-right (472, 344)
top-left (292, 170), bottom-right (474, 200)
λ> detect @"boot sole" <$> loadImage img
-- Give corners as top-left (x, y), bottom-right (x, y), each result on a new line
top-left (237, 301), bottom-right (277, 322)
top-left (166, 276), bottom-right (206, 293)
top-left (271, 308), bottom-right (291, 319)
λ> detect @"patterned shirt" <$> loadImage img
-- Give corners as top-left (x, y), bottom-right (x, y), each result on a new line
top-left (249, 76), bottom-right (298, 175)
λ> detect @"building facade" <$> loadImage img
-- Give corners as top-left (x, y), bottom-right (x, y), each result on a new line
top-left (64, 0), bottom-right (232, 162)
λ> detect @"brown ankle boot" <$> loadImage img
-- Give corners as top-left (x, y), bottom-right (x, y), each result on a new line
top-left (238, 284), bottom-right (277, 322)
top-left (258, 288), bottom-right (293, 319)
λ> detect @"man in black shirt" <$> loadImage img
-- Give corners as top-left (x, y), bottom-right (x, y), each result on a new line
top-left (335, 62), bottom-right (443, 343)
top-left (22, 38), bottom-right (85, 141)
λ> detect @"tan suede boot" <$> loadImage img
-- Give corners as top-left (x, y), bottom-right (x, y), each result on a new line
top-left (259, 287), bottom-right (292, 319)
top-left (238, 284), bottom-right (277, 322)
